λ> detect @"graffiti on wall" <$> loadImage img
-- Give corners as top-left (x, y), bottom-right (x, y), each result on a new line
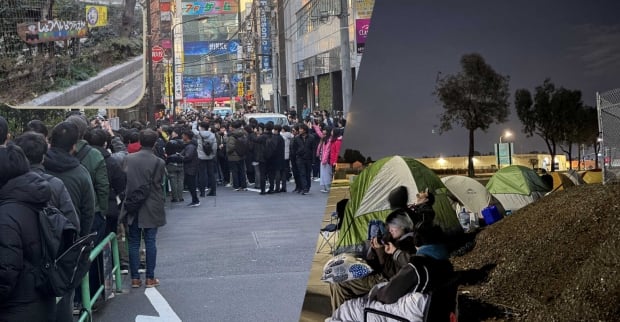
top-left (17, 20), bottom-right (88, 44)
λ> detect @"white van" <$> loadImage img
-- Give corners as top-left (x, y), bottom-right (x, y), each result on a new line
top-left (243, 113), bottom-right (289, 126)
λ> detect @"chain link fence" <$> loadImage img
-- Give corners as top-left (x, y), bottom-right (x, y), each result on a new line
top-left (0, 0), bottom-right (142, 106)
top-left (597, 88), bottom-right (620, 184)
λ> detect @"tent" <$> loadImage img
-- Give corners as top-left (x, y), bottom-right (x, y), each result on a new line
top-left (486, 165), bottom-right (550, 211)
top-left (335, 156), bottom-right (462, 255)
top-left (441, 175), bottom-right (494, 217)
top-left (565, 169), bottom-right (585, 186)
top-left (582, 170), bottom-right (603, 184)
top-left (550, 172), bottom-right (576, 192)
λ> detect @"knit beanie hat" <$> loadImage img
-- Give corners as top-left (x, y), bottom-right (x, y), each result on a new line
top-left (385, 209), bottom-right (414, 232)
top-left (388, 186), bottom-right (409, 210)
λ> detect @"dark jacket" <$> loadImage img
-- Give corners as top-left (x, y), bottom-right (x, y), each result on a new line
top-left (271, 133), bottom-right (286, 169)
top-left (30, 164), bottom-right (80, 232)
top-left (226, 129), bottom-right (246, 162)
top-left (44, 147), bottom-right (96, 236)
top-left (367, 232), bottom-right (416, 279)
top-left (75, 140), bottom-right (109, 216)
top-left (408, 203), bottom-right (436, 226)
top-left (94, 146), bottom-right (126, 220)
top-left (0, 172), bottom-right (54, 321)
top-left (293, 133), bottom-right (316, 161)
top-left (119, 148), bottom-right (166, 229)
top-left (164, 138), bottom-right (185, 164)
top-left (216, 132), bottom-right (227, 159)
top-left (251, 132), bottom-right (267, 163)
top-left (370, 244), bottom-right (453, 305)
top-left (182, 140), bottom-right (199, 176)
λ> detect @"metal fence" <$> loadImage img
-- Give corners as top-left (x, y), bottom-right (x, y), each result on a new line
top-left (597, 88), bottom-right (620, 184)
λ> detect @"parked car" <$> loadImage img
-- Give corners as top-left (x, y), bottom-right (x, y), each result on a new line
top-left (243, 113), bottom-right (289, 126)
top-left (213, 107), bottom-right (233, 118)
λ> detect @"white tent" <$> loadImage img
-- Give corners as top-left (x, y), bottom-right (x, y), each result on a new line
top-left (565, 169), bottom-right (586, 186)
top-left (441, 175), bottom-right (492, 216)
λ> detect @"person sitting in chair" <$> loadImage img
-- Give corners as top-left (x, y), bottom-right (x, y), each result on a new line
top-left (329, 208), bottom-right (417, 313)
top-left (327, 223), bottom-right (453, 322)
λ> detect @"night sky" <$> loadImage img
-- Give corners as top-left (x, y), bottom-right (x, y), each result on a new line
top-left (343, 0), bottom-right (620, 160)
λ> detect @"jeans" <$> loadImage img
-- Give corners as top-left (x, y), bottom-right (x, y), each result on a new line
top-left (204, 159), bottom-right (217, 194)
top-left (230, 160), bottom-right (247, 189)
top-left (217, 155), bottom-right (230, 184)
top-left (197, 159), bottom-right (208, 194)
top-left (291, 158), bottom-right (301, 191)
top-left (166, 163), bottom-right (184, 200)
top-left (128, 220), bottom-right (158, 280)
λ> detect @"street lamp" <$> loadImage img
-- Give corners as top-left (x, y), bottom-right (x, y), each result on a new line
top-left (499, 130), bottom-right (512, 143)
top-left (170, 16), bottom-right (209, 121)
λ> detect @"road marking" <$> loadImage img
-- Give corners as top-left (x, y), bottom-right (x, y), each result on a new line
top-left (136, 288), bottom-right (181, 322)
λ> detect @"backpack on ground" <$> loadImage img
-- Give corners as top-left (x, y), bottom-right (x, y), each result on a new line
top-left (263, 135), bottom-right (277, 159)
top-left (3, 201), bottom-right (97, 297)
top-left (235, 134), bottom-right (249, 157)
top-left (200, 135), bottom-right (214, 156)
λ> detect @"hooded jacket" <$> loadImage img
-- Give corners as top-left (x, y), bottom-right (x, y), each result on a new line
top-left (192, 122), bottom-right (217, 160)
top-left (0, 172), bottom-right (54, 320)
top-left (182, 140), bottom-right (199, 176)
top-left (44, 147), bottom-right (96, 236)
top-left (75, 140), bottom-right (109, 216)
top-left (30, 164), bottom-right (80, 232)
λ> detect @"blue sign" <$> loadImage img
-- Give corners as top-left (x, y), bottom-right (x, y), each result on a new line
top-left (259, 1), bottom-right (271, 70)
top-left (184, 40), bottom-right (240, 56)
top-left (183, 76), bottom-right (240, 99)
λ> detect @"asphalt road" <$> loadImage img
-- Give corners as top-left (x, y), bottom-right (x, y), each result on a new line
top-left (92, 181), bottom-right (329, 322)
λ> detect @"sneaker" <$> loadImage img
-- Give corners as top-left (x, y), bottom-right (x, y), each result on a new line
top-left (234, 188), bottom-right (240, 191)
top-left (314, 178), bottom-right (321, 182)
top-left (131, 279), bottom-right (142, 288)
top-left (145, 278), bottom-right (160, 288)
top-left (320, 189), bottom-right (330, 193)
top-left (188, 202), bottom-right (201, 207)
top-left (302, 190), bottom-right (310, 195)
top-left (225, 183), bottom-right (232, 188)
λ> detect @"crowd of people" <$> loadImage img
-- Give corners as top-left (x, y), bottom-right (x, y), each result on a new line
top-left (0, 105), bottom-right (345, 321)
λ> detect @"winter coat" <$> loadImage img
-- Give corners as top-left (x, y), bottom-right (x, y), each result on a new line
top-left (192, 123), bottom-right (217, 160)
top-left (44, 147), bottom-right (96, 236)
top-left (280, 131), bottom-right (294, 160)
top-left (93, 146), bottom-right (126, 220)
top-left (330, 137), bottom-right (342, 166)
top-left (164, 138), bottom-right (185, 164)
top-left (75, 140), bottom-right (109, 216)
top-left (182, 140), bottom-right (199, 176)
top-left (30, 164), bottom-right (80, 232)
top-left (109, 136), bottom-right (128, 165)
top-left (120, 148), bottom-right (166, 229)
top-left (216, 132), bottom-right (227, 159)
top-left (226, 129), bottom-right (246, 162)
top-left (0, 172), bottom-right (54, 321)
top-left (292, 133), bottom-right (316, 161)
top-left (270, 133), bottom-right (286, 169)
top-left (250, 131), bottom-right (267, 163)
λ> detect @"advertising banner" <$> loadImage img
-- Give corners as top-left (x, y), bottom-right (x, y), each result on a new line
top-left (355, 19), bottom-right (370, 54)
top-left (181, 1), bottom-right (239, 15)
top-left (86, 6), bottom-right (108, 28)
top-left (259, 0), bottom-right (271, 70)
top-left (183, 40), bottom-right (240, 56)
top-left (183, 75), bottom-right (241, 100)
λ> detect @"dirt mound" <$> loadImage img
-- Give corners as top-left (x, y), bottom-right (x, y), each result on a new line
top-left (452, 183), bottom-right (620, 321)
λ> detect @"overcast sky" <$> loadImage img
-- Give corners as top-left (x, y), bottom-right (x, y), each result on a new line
top-left (342, 0), bottom-right (620, 160)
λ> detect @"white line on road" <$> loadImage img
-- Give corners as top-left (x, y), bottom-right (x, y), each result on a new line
top-left (136, 288), bottom-right (181, 322)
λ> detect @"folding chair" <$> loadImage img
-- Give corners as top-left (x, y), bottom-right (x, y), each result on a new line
top-left (317, 198), bottom-right (348, 254)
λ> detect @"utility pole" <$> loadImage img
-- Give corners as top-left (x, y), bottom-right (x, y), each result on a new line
top-left (271, 0), bottom-right (279, 113)
top-left (146, 0), bottom-right (155, 124)
top-left (339, 0), bottom-right (352, 118)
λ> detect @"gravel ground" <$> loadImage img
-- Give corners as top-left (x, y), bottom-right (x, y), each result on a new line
top-left (452, 183), bottom-right (620, 321)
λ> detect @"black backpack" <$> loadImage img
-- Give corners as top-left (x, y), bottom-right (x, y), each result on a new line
top-left (5, 201), bottom-right (96, 297)
top-left (200, 135), bottom-right (214, 156)
top-left (263, 135), bottom-right (277, 159)
top-left (235, 134), bottom-right (249, 157)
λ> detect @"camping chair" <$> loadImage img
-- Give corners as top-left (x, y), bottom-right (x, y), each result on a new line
top-left (317, 198), bottom-right (348, 254)
top-left (363, 273), bottom-right (460, 322)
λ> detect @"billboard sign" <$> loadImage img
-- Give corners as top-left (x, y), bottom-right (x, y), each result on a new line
top-left (356, 19), bottom-right (370, 54)
top-left (183, 40), bottom-right (240, 56)
top-left (181, 1), bottom-right (239, 15)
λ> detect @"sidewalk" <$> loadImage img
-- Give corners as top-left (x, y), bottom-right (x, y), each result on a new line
top-left (299, 186), bottom-right (350, 322)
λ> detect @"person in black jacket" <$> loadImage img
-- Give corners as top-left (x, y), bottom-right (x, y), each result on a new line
top-left (0, 144), bottom-right (55, 322)
top-left (292, 124), bottom-right (316, 194)
top-left (181, 131), bottom-right (200, 207)
top-left (165, 128), bottom-right (185, 202)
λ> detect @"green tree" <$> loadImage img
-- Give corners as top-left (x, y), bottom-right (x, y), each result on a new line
top-left (515, 79), bottom-right (588, 171)
top-left (434, 53), bottom-right (510, 177)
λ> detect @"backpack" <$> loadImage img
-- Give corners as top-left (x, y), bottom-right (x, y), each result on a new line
top-left (263, 135), bottom-right (277, 159)
top-left (200, 135), bottom-right (214, 156)
top-left (3, 201), bottom-right (97, 297)
top-left (235, 134), bottom-right (249, 157)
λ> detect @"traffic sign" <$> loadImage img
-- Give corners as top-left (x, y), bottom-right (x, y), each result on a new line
top-left (152, 46), bottom-right (164, 63)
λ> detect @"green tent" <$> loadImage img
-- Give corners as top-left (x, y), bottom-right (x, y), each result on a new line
top-left (486, 165), bottom-right (550, 211)
top-left (335, 155), bottom-right (462, 255)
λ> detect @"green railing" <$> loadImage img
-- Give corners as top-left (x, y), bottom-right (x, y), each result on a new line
top-left (78, 232), bottom-right (124, 322)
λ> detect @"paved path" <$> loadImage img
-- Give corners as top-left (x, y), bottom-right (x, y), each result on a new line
top-left (92, 182), bottom-right (329, 322)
